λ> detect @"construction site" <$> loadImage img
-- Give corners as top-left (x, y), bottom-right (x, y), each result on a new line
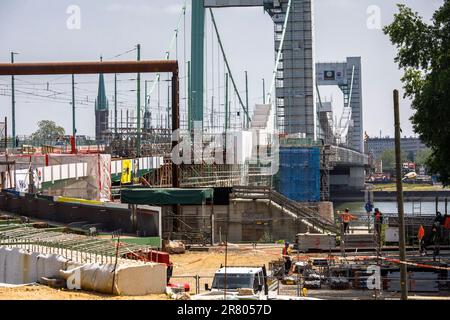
top-left (0, 0), bottom-right (449, 301)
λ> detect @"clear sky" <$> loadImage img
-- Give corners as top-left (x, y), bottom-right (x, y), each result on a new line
top-left (0, 0), bottom-right (444, 138)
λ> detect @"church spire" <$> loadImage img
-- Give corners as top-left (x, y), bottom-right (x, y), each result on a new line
top-left (95, 56), bottom-right (108, 111)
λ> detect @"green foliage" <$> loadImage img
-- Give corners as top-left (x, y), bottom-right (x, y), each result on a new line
top-left (30, 120), bottom-right (65, 142)
top-left (380, 149), bottom-right (407, 170)
top-left (415, 148), bottom-right (433, 167)
top-left (384, 1), bottom-right (450, 185)
top-left (259, 231), bottom-right (274, 243)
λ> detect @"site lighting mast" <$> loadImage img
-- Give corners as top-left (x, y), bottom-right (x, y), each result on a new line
top-left (10, 51), bottom-right (20, 147)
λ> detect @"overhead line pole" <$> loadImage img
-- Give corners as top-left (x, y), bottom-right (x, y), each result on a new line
top-left (187, 61), bottom-right (191, 131)
top-left (11, 52), bottom-right (18, 147)
top-left (136, 44), bottom-right (141, 157)
top-left (394, 89), bottom-right (408, 301)
top-left (209, 8), bottom-right (251, 125)
top-left (245, 71), bottom-right (249, 129)
top-left (262, 78), bottom-right (266, 104)
top-left (225, 73), bottom-right (229, 132)
top-left (147, 2), bottom-right (186, 111)
top-left (114, 74), bottom-right (118, 135)
top-left (71, 74), bottom-right (76, 138)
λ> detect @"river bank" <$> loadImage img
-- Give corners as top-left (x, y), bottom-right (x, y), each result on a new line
top-left (331, 190), bottom-right (450, 203)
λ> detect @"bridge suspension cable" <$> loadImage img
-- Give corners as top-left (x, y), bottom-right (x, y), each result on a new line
top-left (337, 65), bottom-right (356, 141)
top-left (145, 1), bottom-right (187, 113)
top-left (208, 8), bottom-right (251, 127)
top-left (267, 0), bottom-right (292, 105)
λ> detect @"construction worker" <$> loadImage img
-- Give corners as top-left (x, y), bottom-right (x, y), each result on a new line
top-left (418, 225), bottom-right (426, 256)
top-left (282, 241), bottom-right (292, 256)
top-left (282, 242), bottom-right (292, 275)
top-left (374, 208), bottom-right (384, 238)
top-left (339, 209), bottom-right (358, 234)
top-left (429, 212), bottom-right (445, 258)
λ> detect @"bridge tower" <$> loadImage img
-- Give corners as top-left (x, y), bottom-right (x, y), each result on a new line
top-left (316, 57), bottom-right (364, 153)
top-left (191, 0), bottom-right (317, 139)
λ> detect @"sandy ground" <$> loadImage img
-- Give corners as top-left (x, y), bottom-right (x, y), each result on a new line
top-left (171, 246), bottom-right (283, 277)
top-left (0, 245), bottom-right (285, 300)
top-left (1, 246), bottom-right (449, 300)
top-left (0, 286), bottom-right (168, 300)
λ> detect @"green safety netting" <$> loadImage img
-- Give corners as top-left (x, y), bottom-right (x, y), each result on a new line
top-left (121, 188), bottom-right (214, 205)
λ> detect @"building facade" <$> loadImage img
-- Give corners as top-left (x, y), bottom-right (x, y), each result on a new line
top-left (367, 137), bottom-right (426, 161)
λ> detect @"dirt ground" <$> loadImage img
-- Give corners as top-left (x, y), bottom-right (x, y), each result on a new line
top-left (171, 246), bottom-right (283, 277)
top-left (0, 245), bottom-right (285, 300)
top-left (0, 286), bottom-right (167, 300)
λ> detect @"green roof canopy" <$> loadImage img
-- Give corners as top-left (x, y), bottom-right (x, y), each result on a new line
top-left (121, 188), bottom-right (214, 205)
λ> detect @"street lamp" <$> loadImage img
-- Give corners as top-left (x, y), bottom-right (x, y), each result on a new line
top-left (11, 51), bottom-right (20, 147)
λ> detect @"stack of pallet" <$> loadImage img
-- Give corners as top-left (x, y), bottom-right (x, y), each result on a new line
top-left (343, 234), bottom-right (375, 248)
top-left (296, 233), bottom-right (336, 252)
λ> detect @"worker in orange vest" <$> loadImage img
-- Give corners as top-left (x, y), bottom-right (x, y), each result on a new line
top-left (339, 209), bottom-right (358, 234)
top-left (374, 208), bottom-right (384, 237)
top-left (418, 225), bottom-right (426, 256)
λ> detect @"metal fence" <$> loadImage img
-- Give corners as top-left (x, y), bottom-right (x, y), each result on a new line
top-left (170, 273), bottom-right (450, 297)
top-left (170, 275), bottom-right (214, 295)
top-left (334, 212), bottom-right (450, 245)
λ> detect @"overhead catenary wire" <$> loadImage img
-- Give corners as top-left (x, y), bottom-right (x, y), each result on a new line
top-left (146, 1), bottom-right (187, 113)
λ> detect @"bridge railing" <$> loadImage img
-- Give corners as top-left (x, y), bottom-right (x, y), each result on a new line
top-left (231, 186), bottom-right (339, 234)
top-left (330, 146), bottom-right (368, 166)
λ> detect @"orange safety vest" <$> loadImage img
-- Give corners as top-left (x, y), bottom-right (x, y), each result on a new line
top-left (418, 225), bottom-right (425, 241)
top-left (342, 213), bottom-right (352, 223)
top-left (375, 212), bottom-right (382, 222)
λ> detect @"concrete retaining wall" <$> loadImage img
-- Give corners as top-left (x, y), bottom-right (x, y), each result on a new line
top-left (0, 192), bottom-right (159, 236)
top-left (165, 201), bottom-right (310, 243)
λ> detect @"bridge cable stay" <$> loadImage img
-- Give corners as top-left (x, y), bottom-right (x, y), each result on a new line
top-left (337, 65), bottom-right (355, 142)
top-left (266, 0), bottom-right (292, 105)
top-left (316, 84), bottom-right (325, 138)
top-left (208, 8), bottom-right (251, 127)
top-left (145, 1), bottom-right (187, 116)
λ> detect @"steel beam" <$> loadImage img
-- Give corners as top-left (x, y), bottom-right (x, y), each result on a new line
top-left (204, 0), bottom-right (264, 7)
top-left (191, 0), bottom-right (205, 130)
top-left (0, 59), bottom-right (181, 188)
top-left (0, 61), bottom-right (178, 76)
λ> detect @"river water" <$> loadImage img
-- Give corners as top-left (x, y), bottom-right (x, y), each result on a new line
top-left (335, 201), bottom-right (448, 215)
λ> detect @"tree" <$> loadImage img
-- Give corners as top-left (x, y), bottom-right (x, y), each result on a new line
top-left (416, 148), bottom-right (433, 167)
top-left (380, 149), bottom-right (407, 170)
top-left (407, 151), bottom-right (415, 162)
top-left (384, 2), bottom-right (450, 185)
top-left (30, 120), bottom-right (65, 142)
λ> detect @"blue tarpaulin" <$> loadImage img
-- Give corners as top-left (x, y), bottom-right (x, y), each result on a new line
top-left (277, 147), bottom-right (321, 202)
